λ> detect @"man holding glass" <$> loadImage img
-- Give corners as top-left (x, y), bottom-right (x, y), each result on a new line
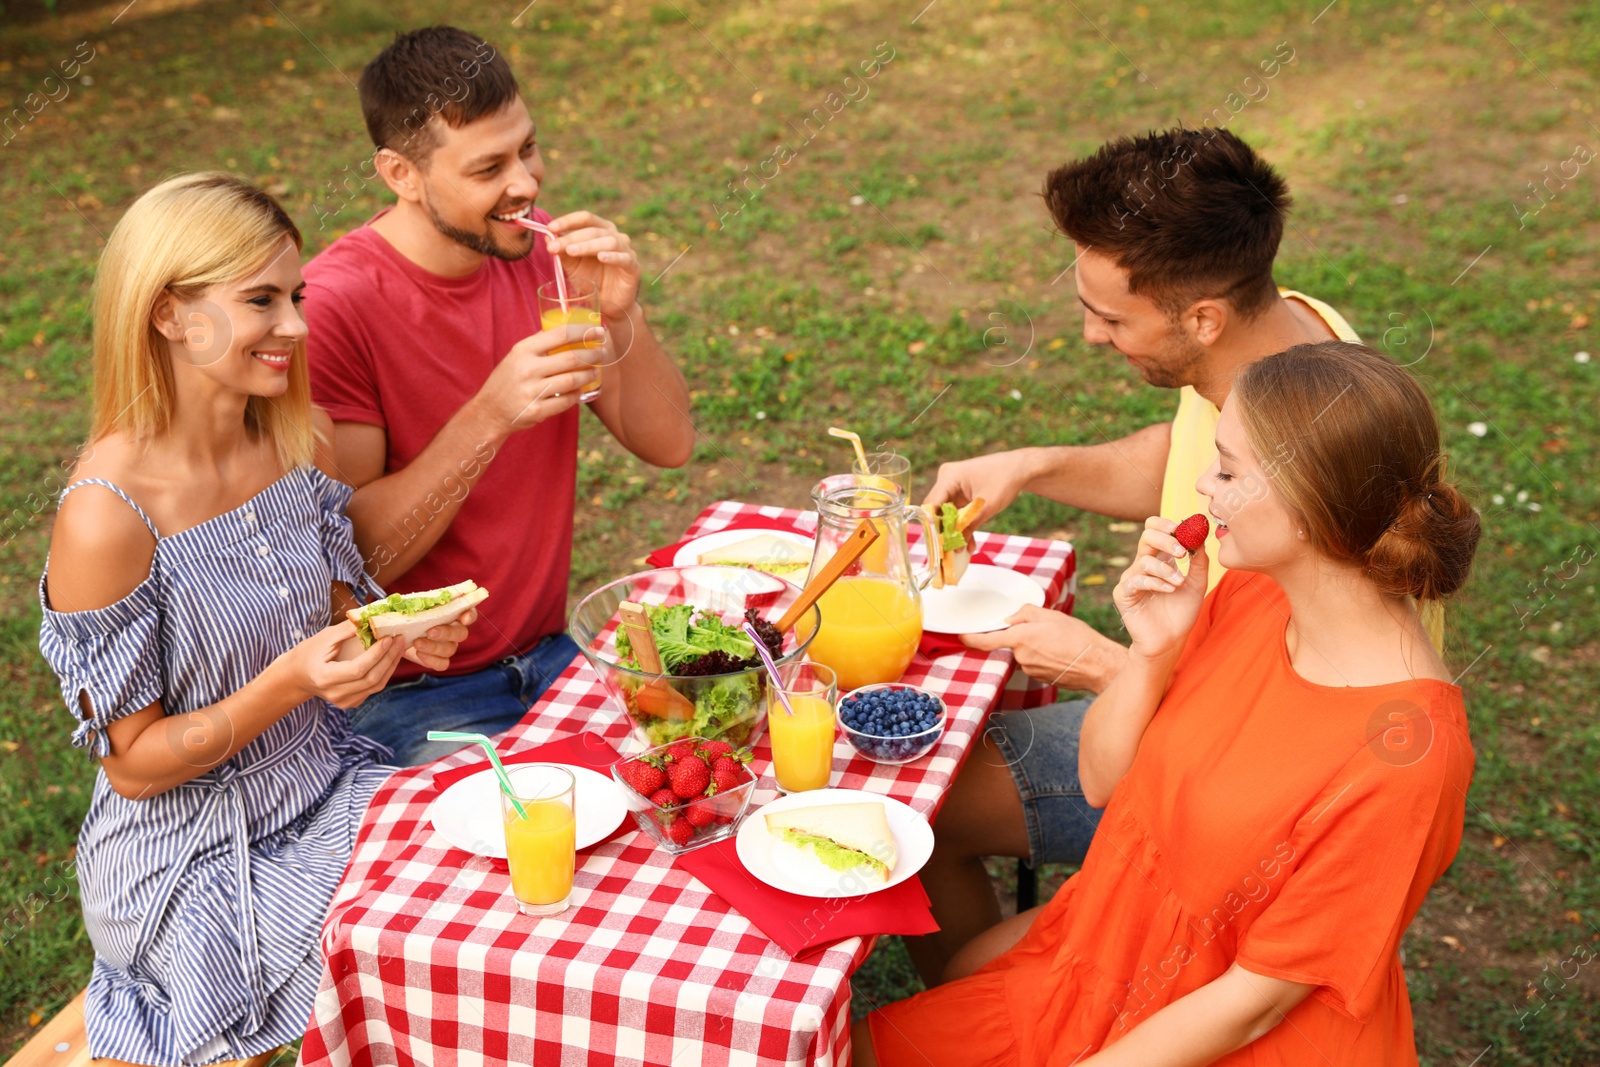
top-left (303, 26), bottom-right (693, 765)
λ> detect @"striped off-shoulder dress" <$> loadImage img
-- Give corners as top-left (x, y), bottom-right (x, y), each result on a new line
top-left (38, 465), bottom-right (395, 1065)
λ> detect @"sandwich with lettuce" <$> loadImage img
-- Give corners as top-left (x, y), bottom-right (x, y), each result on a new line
top-left (933, 498), bottom-right (985, 588)
top-left (344, 580), bottom-right (488, 651)
top-left (765, 801), bottom-right (898, 885)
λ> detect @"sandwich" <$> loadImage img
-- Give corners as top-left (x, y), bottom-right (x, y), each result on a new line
top-left (764, 802), bottom-right (897, 885)
top-left (696, 533), bottom-right (810, 579)
top-left (345, 580), bottom-right (488, 649)
top-left (932, 498), bottom-right (985, 589)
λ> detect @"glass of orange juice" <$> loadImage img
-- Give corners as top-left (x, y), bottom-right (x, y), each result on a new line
top-left (537, 278), bottom-right (607, 403)
top-left (767, 661), bottom-right (839, 793)
top-left (501, 765), bottom-right (577, 916)
top-left (853, 450), bottom-right (912, 500)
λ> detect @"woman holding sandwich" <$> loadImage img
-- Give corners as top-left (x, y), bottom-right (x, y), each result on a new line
top-left (858, 340), bottom-right (1479, 1065)
top-left (38, 174), bottom-right (477, 1063)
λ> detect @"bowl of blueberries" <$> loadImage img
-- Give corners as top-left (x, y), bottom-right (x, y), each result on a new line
top-left (836, 683), bottom-right (947, 765)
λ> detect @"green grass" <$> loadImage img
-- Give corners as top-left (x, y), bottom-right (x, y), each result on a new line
top-left (3, 0), bottom-right (1599, 1060)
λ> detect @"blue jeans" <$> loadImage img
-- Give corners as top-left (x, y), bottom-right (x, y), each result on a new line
top-left (348, 633), bottom-right (581, 767)
top-left (986, 698), bottom-right (1104, 865)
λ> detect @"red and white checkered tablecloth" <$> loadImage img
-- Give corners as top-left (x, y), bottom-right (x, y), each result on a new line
top-left (299, 501), bottom-right (1075, 1067)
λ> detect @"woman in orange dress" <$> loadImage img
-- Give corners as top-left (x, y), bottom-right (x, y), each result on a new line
top-left (859, 340), bottom-right (1481, 1066)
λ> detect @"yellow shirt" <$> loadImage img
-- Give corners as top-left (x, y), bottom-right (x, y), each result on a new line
top-left (1159, 290), bottom-right (1361, 591)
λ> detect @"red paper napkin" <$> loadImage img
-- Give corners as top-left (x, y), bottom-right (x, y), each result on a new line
top-left (674, 837), bottom-right (939, 959)
top-left (430, 732), bottom-right (631, 854)
top-left (645, 517), bottom-right (814, 568)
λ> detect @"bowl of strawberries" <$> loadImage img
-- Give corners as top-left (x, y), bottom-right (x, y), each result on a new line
top-left (611, 736), bottom-right (758, 854)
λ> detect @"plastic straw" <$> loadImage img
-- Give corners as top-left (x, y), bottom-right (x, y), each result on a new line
top-left (427, 730), bottom-right (528, 818)
top-left (828, 426), bottom-right (870, 473)
top-left (511, 216), bottom-right (569, 312)
top-left (742, 621), bottom-right (796, 717)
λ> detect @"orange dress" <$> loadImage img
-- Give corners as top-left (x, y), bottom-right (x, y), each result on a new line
top-left (870, 571), bottom-right (1473, 1066)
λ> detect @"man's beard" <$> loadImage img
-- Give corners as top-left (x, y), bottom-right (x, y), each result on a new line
top-left (1132, 329), bottom-right (1207, 389)
top-left (423, 189), bottom-right (532, 262)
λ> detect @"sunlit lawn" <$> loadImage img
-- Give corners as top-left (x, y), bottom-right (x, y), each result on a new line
top-left (2, 0), bottom-right (1598, 1060)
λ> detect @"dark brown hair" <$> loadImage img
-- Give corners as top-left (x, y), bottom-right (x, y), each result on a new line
top-left (358, 26), bottom-right (519, 163)
top-left (1234, 341), bottom-right (1480, 601)
top-left (1044, 128), bottom-right (1290, 319)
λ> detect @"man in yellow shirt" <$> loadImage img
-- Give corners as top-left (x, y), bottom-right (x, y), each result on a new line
top-left (908, 127), bottom-right (1359, 986)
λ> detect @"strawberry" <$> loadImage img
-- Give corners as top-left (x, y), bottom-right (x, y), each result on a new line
top-left (697, 739), bottom-right (734, 761)
top-left (619, 757), bottom-right (666, 797)
top-left (665, 738), bottom-right (700, 763)
top-left (664, 818), bottom-right (696, 846)
top-left (1173, 513), bottom-right (1210, 553)
top-left (685, 799), bottom-right (717, 828)
top-left (710, 757), bottom-right (746, 795)
top-left (648, 786), bottom-right (678, 812)
top-left (668, 755), bottom-right (711, 799)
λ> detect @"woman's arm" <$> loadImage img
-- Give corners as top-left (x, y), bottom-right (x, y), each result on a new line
top-left (1076, 964), bottom-right (1315, 1067)
top-left (47, 477), bottom-right (410, 800)
top-left (95, 634), bottom-right (395, 800)
top-left (1078, 517), bottom-right (1210, 807)
top-left (1078, 644), bottom-right (1184, 807)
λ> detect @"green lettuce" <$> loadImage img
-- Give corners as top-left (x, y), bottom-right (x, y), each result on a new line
top-left (615, 603), bottom-right (755, 672)
top-left (938, 502), bottom-right (966, 553)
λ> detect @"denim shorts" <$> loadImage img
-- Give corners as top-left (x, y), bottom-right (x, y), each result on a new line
top-left (986, 698), bottom-right (1104, 866)
top-left (347, 632), bottom-right (581, 767)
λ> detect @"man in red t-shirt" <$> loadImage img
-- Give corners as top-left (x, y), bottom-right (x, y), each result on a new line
top-left (304, 26), bottom-right (693, 765)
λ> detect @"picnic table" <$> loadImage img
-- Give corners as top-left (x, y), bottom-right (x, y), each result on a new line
top-left (298, 500), bottom-right (1076, 1067)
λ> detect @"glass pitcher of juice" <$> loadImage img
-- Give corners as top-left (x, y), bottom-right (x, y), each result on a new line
top-left (797, 475), bottom-right (941, 690)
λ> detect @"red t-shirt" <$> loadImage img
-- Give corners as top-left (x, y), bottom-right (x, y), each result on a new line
top-left (303, 208), bottom-right (578, 678)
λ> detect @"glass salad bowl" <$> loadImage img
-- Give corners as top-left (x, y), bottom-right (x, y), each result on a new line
top-left (569, 566), bottom-right (820, 752)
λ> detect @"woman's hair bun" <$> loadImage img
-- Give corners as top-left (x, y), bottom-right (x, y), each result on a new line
top-left (1233, 341), bottom-right (1482, 602)
top-left (1363, 478), bottom-right (1481, 601)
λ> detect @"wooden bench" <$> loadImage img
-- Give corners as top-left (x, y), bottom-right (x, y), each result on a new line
top-left (5, 991), bottom-right (281, 1067)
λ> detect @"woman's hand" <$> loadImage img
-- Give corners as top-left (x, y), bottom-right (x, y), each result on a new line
top-left (280, 622), bottom-right (405, 708)
top-left (1113, 517), bottom-right (1209, 661)
top-left (404, 607), bottom-right (478, 672)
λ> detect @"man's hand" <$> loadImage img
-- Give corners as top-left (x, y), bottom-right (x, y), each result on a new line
top-left (960, 605), bottom-right (1128, 693)
top-left (473, 323), bottom-right (604, 436)
top-left (922, 450), bottom-right (1039, 528)
top-left (544, 211), bottom-right (639, 318)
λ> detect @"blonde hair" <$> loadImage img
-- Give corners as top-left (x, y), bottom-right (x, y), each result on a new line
top-left (91, 172), bottom-right (313, 470)
top-left (1234, 341), bottom-right (1480, 655)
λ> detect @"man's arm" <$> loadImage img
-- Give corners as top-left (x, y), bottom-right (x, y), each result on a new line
top-left (333, 325), bottom-right (601, 587)
top-left (587, 300), bottom-right (694, 468)
top-left (923, 421), bottom-right (1171, 526)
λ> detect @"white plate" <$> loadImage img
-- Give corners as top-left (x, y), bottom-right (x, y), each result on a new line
top-left (429, 765), bottom-right (628, 859)
top-left (734, 788), bottom-right (934, 898)
top-left (673, 528), bottom-right (814, 581)
top-left (921, 563), bottom-right (1046, 634)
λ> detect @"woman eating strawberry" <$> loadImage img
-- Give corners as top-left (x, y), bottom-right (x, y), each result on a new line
top-left (858, 340), bottom-right (1480, 1066)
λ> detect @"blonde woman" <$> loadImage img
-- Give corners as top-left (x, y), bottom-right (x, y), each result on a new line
top-left (39, 174), bottom-right (475, 1064)
top-left (860, 341), bottom-right (1480, 1066)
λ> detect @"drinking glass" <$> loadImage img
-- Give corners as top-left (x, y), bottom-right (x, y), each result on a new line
top-left (501, 764), bottom-right (577, 916)
top-left (767, 660), bottom-right (840, 793)
top-left (537, 278), bottom-right (608, 403)
top-left (853, 450), bottom-right (912, 500)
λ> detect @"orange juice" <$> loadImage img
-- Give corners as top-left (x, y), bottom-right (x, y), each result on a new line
top-left (544, 307), bottom-right (604, 398)
top-left (799, 576), bottom-right (922, 690)
top-left (503, 799), bottom-right (576, 910)
top-left (768, 694), bottom-right (836, 792)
